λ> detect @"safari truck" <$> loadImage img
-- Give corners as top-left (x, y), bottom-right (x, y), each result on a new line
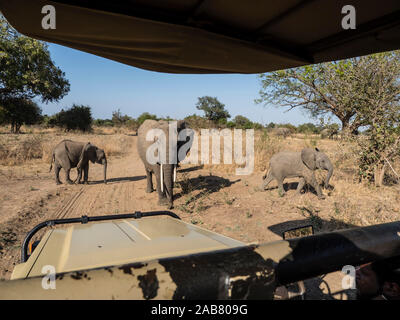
top-left (2, 211), bottom-right (400, 299)
top-left (1, 0), bottom-right (400, 299)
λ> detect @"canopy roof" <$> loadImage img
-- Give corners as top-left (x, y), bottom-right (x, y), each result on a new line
top-left (1, 0), bottom-right (400, 73)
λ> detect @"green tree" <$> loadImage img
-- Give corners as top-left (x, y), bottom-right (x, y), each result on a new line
top-left (357, 102), bottom-right (400, 186)
top-left (233, 115), bottom-right (253, 129)
top-left (55, 104), bottom-right (93, 132)
top-left (196, 96), bottom-right (231, 124)
top-left (256, 51), bottom-right (400, 135)
top-left (137, 112), bottom-right (158, 125)
top-left (0, 16), bottom-right (69, 132)
top-left (0, 98), bottom-right (42, 133)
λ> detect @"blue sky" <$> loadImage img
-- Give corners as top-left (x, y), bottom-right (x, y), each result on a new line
top-left (42, 43), bottom-right (315, 126)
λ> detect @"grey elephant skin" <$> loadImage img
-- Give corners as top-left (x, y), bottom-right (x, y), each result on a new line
top-left (137, 120), bottom-right (192, 209)
top-left (261, 148), bottom-right (333, 199)
top-left (50, 140), bottom-right (107, 185)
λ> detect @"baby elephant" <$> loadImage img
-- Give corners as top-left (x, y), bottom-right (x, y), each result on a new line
top-left (261, 148), bottom-right (333, 199)
top-left (50, 140), bottom-right (107, 185)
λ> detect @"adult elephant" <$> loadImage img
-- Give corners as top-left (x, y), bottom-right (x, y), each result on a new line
top-left (50, 140), bottom-right (107, 185)
top-left (260, 148), bottom-right (333, 199)
top-left (137, 120), bottom-right (192, 209)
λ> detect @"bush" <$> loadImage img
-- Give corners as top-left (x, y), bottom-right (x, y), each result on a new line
top-left (297, 123), bottom-right (321, 134)
top-left (233, 115), bottom-right (253, 129)
top-left (112, 109), bottom-right (132, 126)
top-left (253, 123), bottom-right (263, 130)
top-left (277, 123), bottom-right (297, 133)
top-left (137, 112), bottom-right (158, 125)
top-left (183, 114), bottom-right (208, 129)
top-left (94, 119), bottom-right (113, 127)
top-left (54, 104), bottom-right (93, 132)
top-left (226, 121), bottom-right (235, 128)
top-left (126, 118), bottom-right (139, 131)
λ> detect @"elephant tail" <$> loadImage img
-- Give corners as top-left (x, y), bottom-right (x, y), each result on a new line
top-left (49, 152), bottom-right (55, 172)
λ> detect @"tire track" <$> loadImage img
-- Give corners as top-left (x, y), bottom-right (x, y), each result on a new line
top-left (66, 184), bottom-right (103, 218)
top-left (50, 136), bottom-right (146, 219)
top-left (54, 187), bottom-right (85, 219)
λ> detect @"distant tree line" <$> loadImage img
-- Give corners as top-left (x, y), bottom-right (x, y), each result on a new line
top-left (1, 100), bottom-right (339, 134)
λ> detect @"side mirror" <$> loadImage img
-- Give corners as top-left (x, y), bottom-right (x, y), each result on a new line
top-left (282, 225), bottom-right (314, 240)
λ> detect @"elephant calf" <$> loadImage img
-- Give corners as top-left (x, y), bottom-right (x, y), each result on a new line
top-left (260, 148), bottom-right (333, 199)
top-left (49, 140), bottom-right (107, 185)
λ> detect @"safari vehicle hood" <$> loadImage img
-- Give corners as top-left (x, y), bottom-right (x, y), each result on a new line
top-left (11, 215), bottom-right (244, 280)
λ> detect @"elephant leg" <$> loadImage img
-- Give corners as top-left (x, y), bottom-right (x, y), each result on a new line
top-left (261, 172), bottom-right (274, 190)
top-left (305, 173), bottom-right (325, 199)
top-left (55, 164), bottom-right (62, 185)
top-left (155, 169), bottom-right (168, 206)
top-left (83, 164), bottom-right (89, 184)
top-left (296, 178), bottom-right (306, 194)
top-left (64, 167), bottom-right (74, 185)
top-left (277, 178), bottom-right (286, 197)
top-left (75, 168), bottom-right (82, 184)
top-left (146, 169), bottom-right (154, 193)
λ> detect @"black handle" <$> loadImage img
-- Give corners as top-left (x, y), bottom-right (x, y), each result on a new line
top-left (21, 211), bottom-right (180, 263)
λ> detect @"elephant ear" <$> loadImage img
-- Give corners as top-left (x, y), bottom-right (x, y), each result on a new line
top-left (301, 148), bottom-right (317, 170)
top-left (77, 143), bottom-right (91, 169)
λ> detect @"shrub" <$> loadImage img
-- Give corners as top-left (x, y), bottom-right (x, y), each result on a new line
top-left (54, 104), bottom-right (93, 132)
top-left (94, 119), bottom-right (114, 127)
top-left (137, 112), bottom-right (158, 125)
top-left (297, 123), bottom-right (321, 134)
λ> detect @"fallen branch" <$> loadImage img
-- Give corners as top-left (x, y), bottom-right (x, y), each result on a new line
top-left (384, 157), bottom-right (400, 181)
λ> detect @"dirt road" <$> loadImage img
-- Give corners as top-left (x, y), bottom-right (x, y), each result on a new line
top-left (0, 135), bottom-right (355, 299)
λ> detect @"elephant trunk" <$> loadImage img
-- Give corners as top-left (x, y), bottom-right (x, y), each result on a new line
top-left (163, 164), bottom-right (174, 209)
top-left (325, 162), bottom-right (333, 188)
top-left (102, 157), bottom-right (107, 184)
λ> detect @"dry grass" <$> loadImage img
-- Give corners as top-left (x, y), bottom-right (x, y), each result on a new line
top-left (0, 125), bottom-right (133, 165)
top-left (177, 128), bottom-right (400, 231)
top-left (1, 125), bottom-right (399, 230)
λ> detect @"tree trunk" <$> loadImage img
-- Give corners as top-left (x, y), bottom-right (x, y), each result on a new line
top-left (15, 123), bottom-right (21, 134)
top-left (340, 119), bottom-right (351, 135)
top-left (374, 163), bottom-right (386, 187)
top-left (340, 116), bottom-right (359, 136)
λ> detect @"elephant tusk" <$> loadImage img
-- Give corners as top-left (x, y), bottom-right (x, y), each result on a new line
top-left (173, 165), bottom-right (177, 184)
top-left (160, 164), bottom-right (164, 193)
